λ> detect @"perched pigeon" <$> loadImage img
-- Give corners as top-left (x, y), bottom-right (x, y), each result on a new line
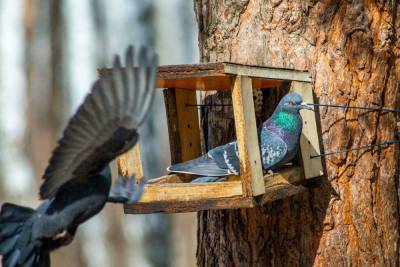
top-left (167, 93), bottom-right (312, 178)
top-left (0, 45), bottom-right (158, 267)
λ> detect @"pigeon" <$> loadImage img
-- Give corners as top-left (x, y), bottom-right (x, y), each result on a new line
top-left (167, 93), bottom-right (312, 178)
top-left (0, 45), bottom-right (158, 267)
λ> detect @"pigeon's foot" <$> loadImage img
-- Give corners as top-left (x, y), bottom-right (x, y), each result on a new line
top-left (266, 170), bottom-right (274, 176)
top-left (52, 229), bottom-right (75, 247)
top-left (108, 175), bottom-right (146, 204)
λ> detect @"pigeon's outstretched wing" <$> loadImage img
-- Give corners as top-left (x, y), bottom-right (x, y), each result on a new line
top-left (40, 46), bottom-right (158, 200)
top-left (260, 127), bottom-right (288, 170)
top-left (167, 141), bottom-right (239, 176)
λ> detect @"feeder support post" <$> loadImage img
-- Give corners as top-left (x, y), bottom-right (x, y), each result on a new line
top-left (231, 75), bottom-right (265, 196)
top-left (164, 88), bottom-right (202, 163)
top-left (291, 81), bottom-right (324, 179)
top-left (117, 144), bottom-right (144, 182)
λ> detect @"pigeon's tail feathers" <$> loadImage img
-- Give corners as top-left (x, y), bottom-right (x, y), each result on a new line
top-left (0, 203), bottom-right (49, 267)
top-left (167, 156), bottom-right (232, 177)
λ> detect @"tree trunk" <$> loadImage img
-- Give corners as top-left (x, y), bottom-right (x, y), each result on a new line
top-left (195, 1), bottom-right (400, 266)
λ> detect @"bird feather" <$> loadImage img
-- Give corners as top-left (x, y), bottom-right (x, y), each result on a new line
top-left (40, 46), bottom-right (157, 199)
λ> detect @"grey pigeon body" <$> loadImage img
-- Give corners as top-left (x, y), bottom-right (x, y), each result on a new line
top-left (0, 45), bottom-right (158, 267)
top-left (167, 93), bottom-right (312, 177)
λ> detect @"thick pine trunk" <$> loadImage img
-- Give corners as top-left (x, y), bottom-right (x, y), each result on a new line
top-left (195, 1), bottom-right (400, 266)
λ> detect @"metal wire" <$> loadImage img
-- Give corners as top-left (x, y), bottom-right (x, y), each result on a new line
top-left (308, 103), bottom-right (400, 113)
top-left (185, 102), bottom-right (400, 158)
top-left (186, 103), bottom-right (400, 113)
top-left (310, 139), bottom-right (400, 158)
top-left (185, 103), bottom-right (232, 107)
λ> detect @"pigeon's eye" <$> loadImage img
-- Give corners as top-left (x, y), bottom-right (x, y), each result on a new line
top-left (287, 101), bottom-right (295, 106)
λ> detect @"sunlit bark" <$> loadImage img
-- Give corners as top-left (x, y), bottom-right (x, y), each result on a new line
top-left (195, 1), bottom-right (400, 266)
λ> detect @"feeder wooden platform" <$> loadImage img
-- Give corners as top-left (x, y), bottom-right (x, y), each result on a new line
top-left (125, 166), bottom-right (305, 214)
top-left (99, 62), bottom-right (324, 214)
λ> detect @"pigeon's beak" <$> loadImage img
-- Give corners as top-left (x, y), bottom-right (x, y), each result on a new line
top-left (300, 102), bottom-right (313, 110)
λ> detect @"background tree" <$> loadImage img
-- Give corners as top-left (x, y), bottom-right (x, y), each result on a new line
top-left (194, 1), bottom-right (400, 266)
top-left (0, 1), bottom-right (198, 266)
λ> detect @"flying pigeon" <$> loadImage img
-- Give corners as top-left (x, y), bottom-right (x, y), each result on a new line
top-left (167, 93), bottom-right (312, 179)
top-left (0, 45), bottom-right (158, 267)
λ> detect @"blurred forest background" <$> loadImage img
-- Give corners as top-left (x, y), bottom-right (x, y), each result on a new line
top-left (0, 0), bottom-right (198, 266)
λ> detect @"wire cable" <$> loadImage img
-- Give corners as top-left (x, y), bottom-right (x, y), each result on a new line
top-left (186, 103), bottom-right (400, 113)
top-left (185, 102), bottom-right (400, 158)
top-left (310, 139), bottom-right (400, 158)
top-left (307, 103), bottom-right (400, 113)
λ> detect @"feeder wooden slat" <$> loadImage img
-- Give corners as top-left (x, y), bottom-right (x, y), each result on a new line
top-left (174, 89), bottom-right (202, 161)
top-left (139, 181), bottom-right (243, 203)
top-left (156, 63), bottom-right (226, 79)
top-left (223, 63), bottom-right (312, 82)
top-left (291, 81), bottom-right (324, 179)
top-left (163, 89), bottom-right (182, 164)
top-left (231, 76), bottom-right (265, 197)
top-left (99, 62), bottom-right (307, 91)
top-left (145, 165), bottom-right (303, 187)
top-left (163, 88), bottom-right (202, 163)
top-left (155, 62), bottom-right (308, 90)
top-left (260, 184), bottom-right (307, 204)
top-left (147, 174), bottom-right (185, 184)
top-left (155, 63), bottom-right (310, 82)
top-left (117, 144), bottom-right (143, 180)
top-left (263, 166), bottom-right (304, 187)
top-left (156, 76), bottom-right (283, 91)
top-left (259, 165), bottom-right (306, 204)
top-left (124, 196), bottom-right (255, 214)
top-left (157, 76), bottom-right (230, 91)
top-left (124, 166), bottom-right (303, 214)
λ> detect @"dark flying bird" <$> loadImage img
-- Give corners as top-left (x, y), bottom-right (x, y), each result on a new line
top-left (167, 93), bottom-right (312, 180)
top-left (0, 45), bottom-right (158, 267)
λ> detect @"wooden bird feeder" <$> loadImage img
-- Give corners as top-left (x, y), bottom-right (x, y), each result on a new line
top-left (101, 63), bottom-right (324, 214)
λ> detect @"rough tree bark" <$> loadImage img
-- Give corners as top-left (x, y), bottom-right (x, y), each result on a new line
top-left (195, 1), bottom-right (400, 266)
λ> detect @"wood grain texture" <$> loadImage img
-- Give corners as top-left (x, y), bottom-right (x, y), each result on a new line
top-left (163, 89), bottom-right (182, 164)
top-left (158, 76), bottom-right (232, 91)
top-left (124, 196), bottom-right (255, 214)
top-left (156, 62), bottom-right (310, 80)
top-left (147, 174), bottom-right (185, 184)
top-left (132, 181), bottom-right (244, 203)
top-left (263, 166), bottom-right (304, 188)
top-left (260, 166), bottom-right (305, 204)
top-left (117, 144), bottom-right (143, 181)
top-left (195, 1), bottom-right (400, 266)
top-left (231, 75), bottom-right (265, 196)
top-left (157, 76), bottom-right (282, 91)
top-left (291, 81), bottom-right (324, 179)
top-left (163, 88), bottom-right (202, 163)
top-left (260, 184), bottom-right (308, 204)
top-left (163, 88), bottom-right (201, 183)
top-left (174, 89), bottom-right (202, 161)
top-left (224, 62), bottom-right (311, 82)
top-left (98, 62), bottom-right (308, 91)
top-left (124, 166), bottom-right (303, 214)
